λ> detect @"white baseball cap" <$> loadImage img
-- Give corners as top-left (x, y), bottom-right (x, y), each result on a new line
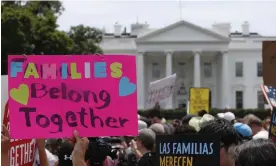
top-left (138, 120), bottom-right (147, 131)
top-left (218, 112), bottom-right (235, 121)
top-left (188, 114), bottom-right (215, 131)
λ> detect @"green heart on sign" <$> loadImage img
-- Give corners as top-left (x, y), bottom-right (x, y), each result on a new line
top-left (10, 84), bottom-right (29, 105)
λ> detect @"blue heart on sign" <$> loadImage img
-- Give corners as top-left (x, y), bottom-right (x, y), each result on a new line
top-left (119, 76), bottom-right (136, 97)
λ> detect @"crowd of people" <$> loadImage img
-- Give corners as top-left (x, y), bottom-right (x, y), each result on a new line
top-left (1, 108), bottom-right (276, 166)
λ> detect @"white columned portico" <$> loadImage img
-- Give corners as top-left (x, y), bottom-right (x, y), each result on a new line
top-left (193, 51), bottom-right (201, 87)
top-left (221, 50), bottom-right (230, 108)
top-left (137, 51), bottom-right (145, 109)
top-left (165, 50), bottom-right (173, 108)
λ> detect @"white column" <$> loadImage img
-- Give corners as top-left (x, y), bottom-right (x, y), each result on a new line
top-left (137, 51), bottom-right (145, 109)
top-left (193, 51), bottom-right (201, 87)
top-left (165, 51), bottom-right (173, 109)
top-left (221, 50), bottom-right (230, 108)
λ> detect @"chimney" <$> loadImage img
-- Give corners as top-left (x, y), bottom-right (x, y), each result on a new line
top-left (212, 23), bottom-right (231, 37)
top-left (242, 21), bottom-right (250, 36)
top-left (114, 22), bottom-right (121, 37)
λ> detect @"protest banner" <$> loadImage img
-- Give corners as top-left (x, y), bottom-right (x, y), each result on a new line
top-left (189, 88), bottom-right (210, 115)
top-left (156, 134), bottom-right (220, 166)
top-left (269, 108), bottom-right (276, 143)
top-left (2, 75), bottom-right (37, 166)
top-left (8, 55), bottom-right (137, 139)
top-left (261, 84), bottom-right (276, 142)
top-left (145, 74), bottom-right (176, 109)
top-left (262, 41), bottom-right (276, 86)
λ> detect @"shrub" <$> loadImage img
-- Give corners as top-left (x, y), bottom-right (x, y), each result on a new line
top-left (138, 108), bottom-right (271, 120)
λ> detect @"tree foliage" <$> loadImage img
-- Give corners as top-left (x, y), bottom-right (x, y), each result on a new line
top-left (1, 1), bottom-right (102, 75)
top-left (68, 25), bottom-right (103, 54)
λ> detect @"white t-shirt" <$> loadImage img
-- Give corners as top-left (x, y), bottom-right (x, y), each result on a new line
top-left (253, 130), bottom-right (269, 140)
top-left (33, 149), bottom-right (58, 166)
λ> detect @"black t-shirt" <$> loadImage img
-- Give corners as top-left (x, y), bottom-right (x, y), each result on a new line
top-left (137, 152), bottom-right (156, 166)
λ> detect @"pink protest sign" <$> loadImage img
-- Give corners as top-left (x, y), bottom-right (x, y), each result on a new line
top-left (8, 55), bottom-right (138, 139)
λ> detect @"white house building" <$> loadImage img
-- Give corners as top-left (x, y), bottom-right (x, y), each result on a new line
top-left (100, 20), bottom-right (276, 109)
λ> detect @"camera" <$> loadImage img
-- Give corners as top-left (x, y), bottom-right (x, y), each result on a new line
top-left (58, 137), bottom-right (134, 166)
top-left (86, 137), bottom-right (122, 166)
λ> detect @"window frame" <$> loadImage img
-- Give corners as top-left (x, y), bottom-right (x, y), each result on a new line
top-left (235, 62), bottom-right (243, 77)
top-left (235, 90), bottom-right (243, 109)
top-left (257, 91), bottom-right (265, 109)
top-left (177, 62), bottom-right (186, 78)
top-left (203, 62), bottom-right (212, 78)
top-left (152, 62), bottom-right (161, 78)
top-left (257, 62), bottom-right (263, 77)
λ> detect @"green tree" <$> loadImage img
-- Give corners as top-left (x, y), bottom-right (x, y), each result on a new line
top-left (1, 4), bottom-right (35, 55)
top-left (1, 1), bottom-right (73, 74)
top-left (1, 1), bottom-right (103, 75)
top-left (25, 1), bottom-right (64, 16)
top-left (68, 25), bottom-right (103, 54)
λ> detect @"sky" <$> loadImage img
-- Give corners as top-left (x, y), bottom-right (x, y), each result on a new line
top-left (57, 0), bottom-right (276, 36)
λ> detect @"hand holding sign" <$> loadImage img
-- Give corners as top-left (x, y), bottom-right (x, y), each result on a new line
top-left (72, 130), bottom-right (89, 158)
top-left (8, 55), bottom-right (138, 139)
top-left (1, 125), bottom-right (10, 154)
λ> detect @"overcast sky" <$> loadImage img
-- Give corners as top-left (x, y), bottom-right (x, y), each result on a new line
top-left (57, 0), bottom-right (276, 36)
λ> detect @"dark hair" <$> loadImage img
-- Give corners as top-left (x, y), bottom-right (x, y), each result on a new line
top-left (174, 124), bottom-right (197, 135)
top-left (139, 116), bottom-right (152, 127)
top-left (230, 139), bottom-right (276, 166)
top-left (198, 119), bottom-right (241, 149)
top-left (181, 115), bottom-right (195, 124)
top-left (197, 110), bottom-right (207, 117)
top-left (162, 123), bottom-right (174, 135)
top-left (148, 108), bottom-right (163, 119)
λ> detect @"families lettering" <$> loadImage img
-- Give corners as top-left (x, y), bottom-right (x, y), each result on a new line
top-left (8, 55), bottom-right (137, 138)
top-left (10, 61), bottom-right (123, 79)
top-left (159, 142), bottom-right (214, 155)
top-left (156, 135), bottom-right (220, 166)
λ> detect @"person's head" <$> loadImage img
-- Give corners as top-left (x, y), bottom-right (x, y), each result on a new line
top-left (57, 142), bottom-right (74, 166)
top-left (46, 138), bottom-right (63, 156)
top-left (217, 112), bottom-right (236, 124)
top-left (139, 116), bottom-right (152, 127)
top-left (243, 114), bottom-right (263, 135)
top-left (172, 119), bottom-right (181, 128)
top-left (174, 124), bottom-right (197, 135)
top-left (148, 108), bottom-right (163, 124)
top-left (229, 139), bottom-right (276, 166)
top-left (136, 129), bottom-right (156, 152)
top-left (233, 123), bottom-right (252, 140)
top-left (188, 114), bottom-right (215, 132)
top-left (197, 110), bottom-right (207, 117)
top-left (149, 123), bottom-right (165, 135)
top-left (162, 123), bottom-right (175, 135)
top-left (138, 120), bottom-right (148, 131)
top-left (182, 115), bottom-right (195, 125)
top-left (223, 112), bottom-right (236, 124)
top-left (198, 118), bottom-right (241, 166)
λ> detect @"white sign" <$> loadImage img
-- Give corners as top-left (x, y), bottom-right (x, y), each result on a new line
top-left (1, 75), bottom-right (8, 123)
top-left (145, 74), bottom-right (177, 109)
